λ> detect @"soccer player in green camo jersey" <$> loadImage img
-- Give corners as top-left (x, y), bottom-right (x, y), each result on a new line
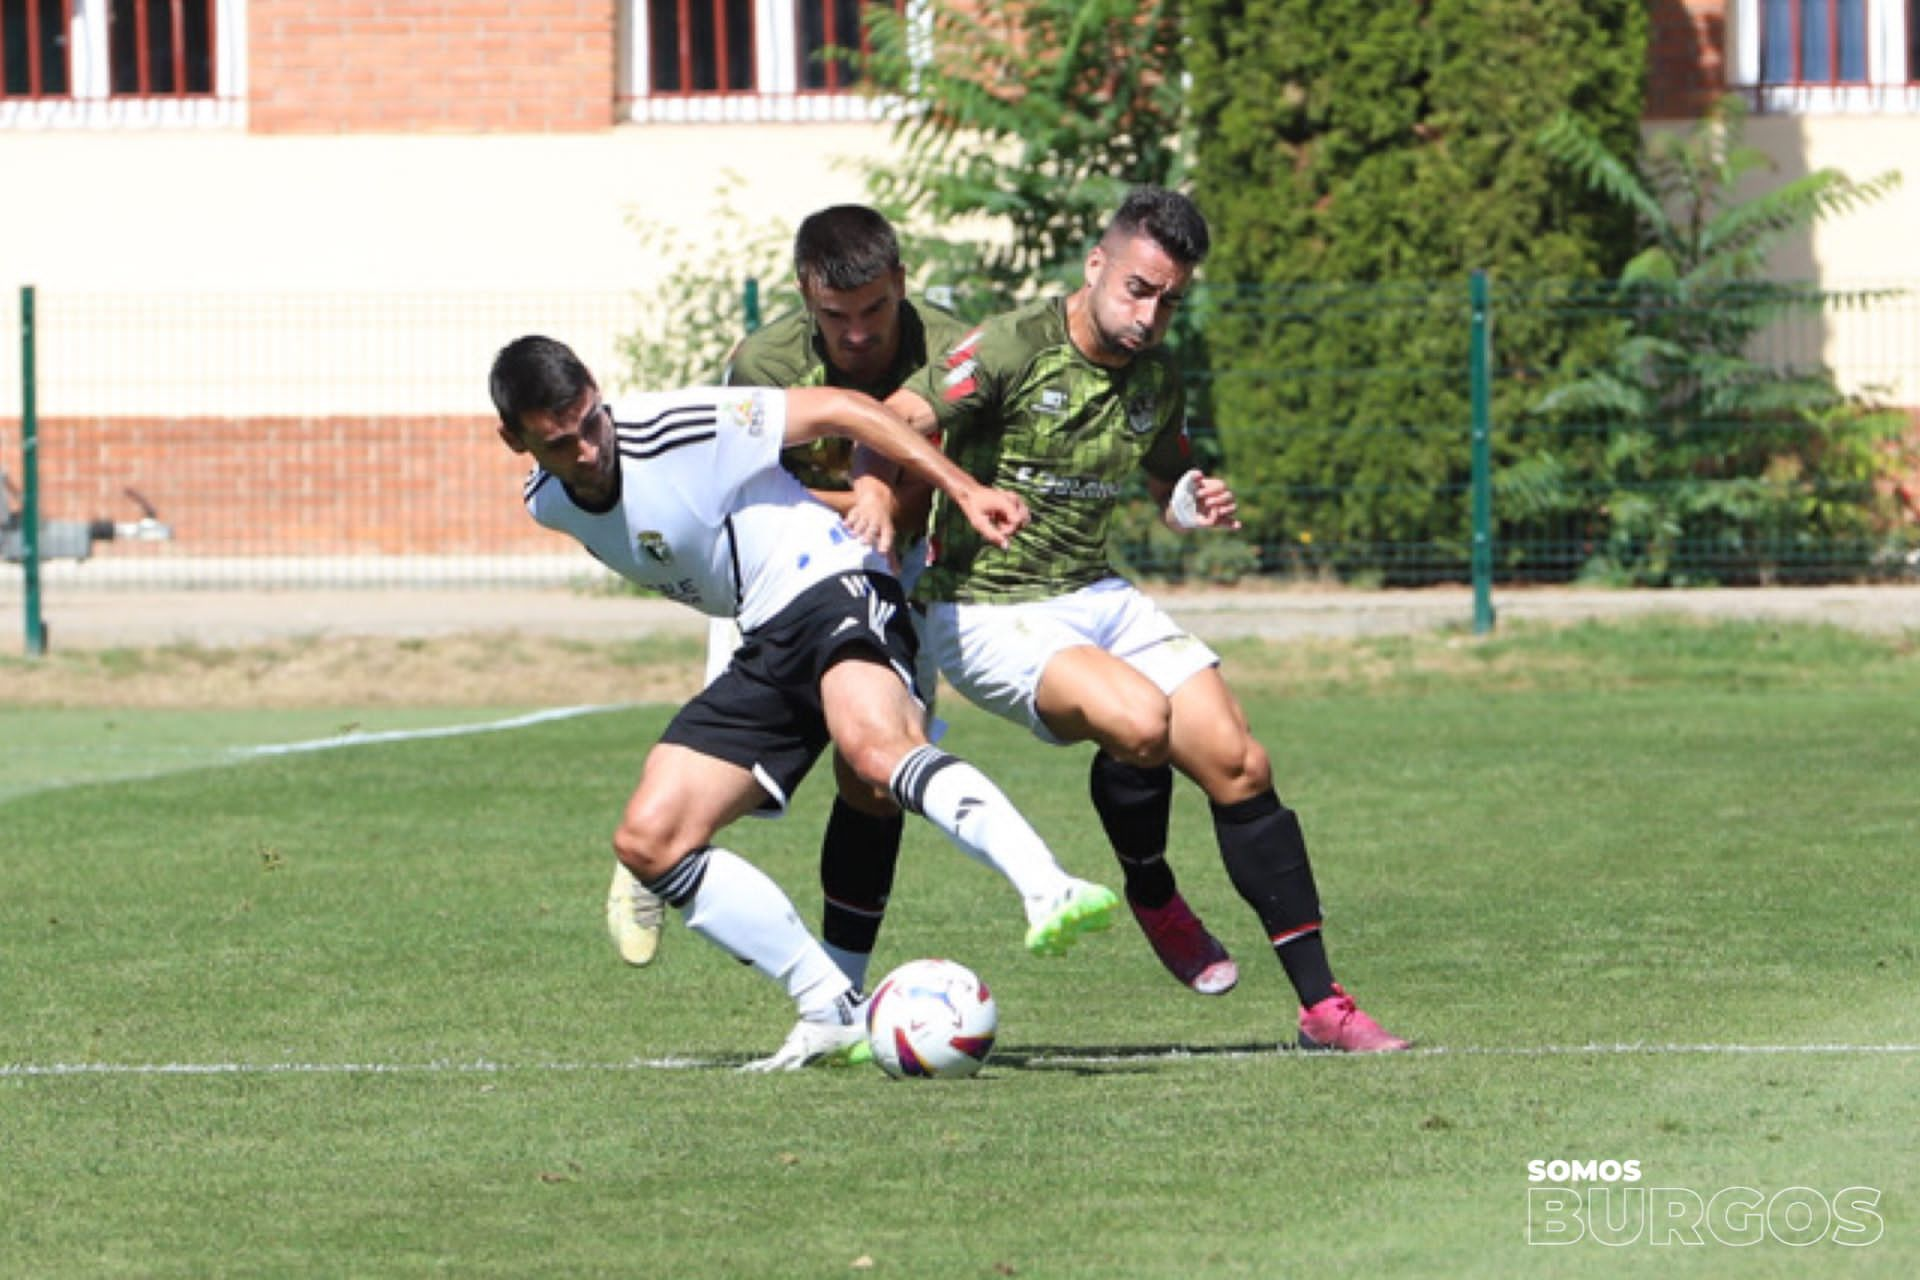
top-left (881, 187), bottom-right (1410, 1051)
top-left (605, 206), bottom-right (973, 992)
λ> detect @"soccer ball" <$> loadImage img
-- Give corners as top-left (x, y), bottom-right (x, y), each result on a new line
top-left (865, 958), bottom-right (998, 1079)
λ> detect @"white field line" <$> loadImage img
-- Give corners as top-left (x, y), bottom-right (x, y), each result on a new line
top-left (238, 703), bottom-right (632, 757)
top-left (1, 704), bottom-right (638, 809)
top-left (5, 1042), bottom-right (1919, 1080)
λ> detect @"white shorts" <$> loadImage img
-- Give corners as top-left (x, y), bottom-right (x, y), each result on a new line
top-left (922, 577), bottom-right (1219, 744)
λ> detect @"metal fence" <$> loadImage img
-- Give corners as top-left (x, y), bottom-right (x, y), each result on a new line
top-left (1160, 275), bottom-right (1920, 596)
top-left (7, 279), bottom-right (1918, 633)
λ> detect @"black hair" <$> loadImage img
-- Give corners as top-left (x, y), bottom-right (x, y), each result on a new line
top-left (488, 335), bottom-right (595, 435)
top-left (1104, 187), bottom-right (1211, 267)
top-left (793, 204), bottom-right (903, 292)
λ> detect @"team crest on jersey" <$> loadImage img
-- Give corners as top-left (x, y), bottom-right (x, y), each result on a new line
top-left (724, 392), bottom-right (767, 437)
top-left (1124, 387), bottom-right (1158, 435)
top-left (636, 530), bottom-right (673, 563)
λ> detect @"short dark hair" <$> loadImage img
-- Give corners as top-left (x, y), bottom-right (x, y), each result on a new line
top-left (489, 335), bottom-right (594, 436)
top-left (1104, 187), bottom-right (1210, 267)
top-left (793, 204), bottom-right (902, 292)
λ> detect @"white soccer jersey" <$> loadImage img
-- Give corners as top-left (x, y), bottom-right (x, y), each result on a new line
top-left (522, 386), bottom-right (884, 629)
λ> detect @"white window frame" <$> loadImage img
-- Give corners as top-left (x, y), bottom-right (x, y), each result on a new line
top-left (0, 0), bottom-right (247, 129)
top-left (620, 0), bottom-right (925, 124)
top-left (1730, 0), bottom-right (1920, 112)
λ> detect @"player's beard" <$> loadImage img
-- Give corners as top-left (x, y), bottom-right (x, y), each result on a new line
top-left (1090, 312), bottom-right (1151, 364)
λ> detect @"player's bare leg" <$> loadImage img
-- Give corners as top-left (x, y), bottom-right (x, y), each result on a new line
top-left (821, 655), bottom-right (1118, 956)
top-left (606, 616), bottom-right (743, 968)
top-left (1167, 669), bottom-right (1408, 1051)
top-left (614, 744), bottom-right (866, 1069)
top-left (1034, 647), bottom-right (1236, 993)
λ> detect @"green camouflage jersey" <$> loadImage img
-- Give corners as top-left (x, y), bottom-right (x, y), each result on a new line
top-left (910, 296), bottom-right (1191, 604)
top-left (722, 296), bottom-right (969, 491)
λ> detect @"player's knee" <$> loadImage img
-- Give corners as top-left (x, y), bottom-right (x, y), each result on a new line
top-left (1201, 735), bottom-right (1272, 802)
top-left (1100, 701), bottom-right (1173, 769)
top-left (612, 799), bottom-right (690, 879)
top-left (835, 774), bottom-right (901, 816)
top-left (835, 718), bottom-right (926, 793)
top-left (842, 740), bottom-right (907, 794)
top-left (832, 750), bottom-right (901, 816)
top-left (1236, 738), bottom-right (1273, 792)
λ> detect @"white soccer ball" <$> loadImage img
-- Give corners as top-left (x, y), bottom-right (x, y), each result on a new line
top-left (865, 958), bottom-right (998, 1079)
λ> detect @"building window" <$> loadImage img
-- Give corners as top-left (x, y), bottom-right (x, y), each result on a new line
top-left (108, 0), bottom-right (215, 95)
top-left (4, 0), bottom-right (72, 96)
top-left (1735, 0), bottom-right (1918, 108)
top-left (2, 0), bottom-right (245, 127)
top-left (648, 0), bottom-right (757, 93)
top-left (798, 0), bottom-right (870, 91)
top-left (1911, 0), bottom-right (1920, 80)
top-left (624, 0), bottom-right (909, 123)
top-left (1760, 0), bottom-right (1869, 84)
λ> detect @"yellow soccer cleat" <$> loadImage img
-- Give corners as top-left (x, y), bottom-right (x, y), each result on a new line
top-left (606, 861), bottom-right (665, 967)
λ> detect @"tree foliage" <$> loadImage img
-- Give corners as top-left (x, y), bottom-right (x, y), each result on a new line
top-left (1523, 96), bottom-right (1909, 583)
top-left (857, 0), bottom-right (1262, 577)
top-left (614, 177), bottom-right (797, 391)
top-left (859, 0), bottom-right (1188, 309)
top-left (1185, 0), bottom-right (1648, 576)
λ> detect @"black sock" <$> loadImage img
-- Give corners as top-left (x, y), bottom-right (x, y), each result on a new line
top-left (1212, 790), bottom-right (1337, 1007)
top-left (818, 797), bottom-right (904, 958)
top-left (1089, 751), bottom-right (1177, 909)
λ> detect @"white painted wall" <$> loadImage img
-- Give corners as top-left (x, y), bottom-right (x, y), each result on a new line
top-left (0, 124), bottom-right (897, 414)
top-left (1744, 115), bottom-right (1920, 405)
top-left (1, 124), bottom-right (897, 293)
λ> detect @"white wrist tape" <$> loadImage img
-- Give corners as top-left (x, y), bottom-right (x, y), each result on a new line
top-left (1166, 469), bottom-right (1205, 531)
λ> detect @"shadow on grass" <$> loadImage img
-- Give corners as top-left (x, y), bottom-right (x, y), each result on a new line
top-left (989, 1040), bottom-right (1289, 1076)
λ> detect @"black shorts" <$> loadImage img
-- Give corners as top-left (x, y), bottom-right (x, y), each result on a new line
top-left (659, 571), bottom-right (922, 813)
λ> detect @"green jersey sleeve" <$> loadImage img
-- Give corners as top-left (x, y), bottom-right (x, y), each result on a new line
top-left (721, 312), bottom-right (819, 389)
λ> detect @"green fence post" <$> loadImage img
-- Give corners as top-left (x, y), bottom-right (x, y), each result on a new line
top-left (1469, 270), bottom-right (1494, 636)
top-left (743, 277), bottom-right (761, 333)
top-left (19, 285), bottom-right (46, 657)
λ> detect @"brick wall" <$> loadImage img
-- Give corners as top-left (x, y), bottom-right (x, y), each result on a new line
top-left (5, 416), bottom-right (558, 557)
top-left (249, 2), bottom-right (618, 133)
top-left (1647, 0), bottom-right (1726, 119)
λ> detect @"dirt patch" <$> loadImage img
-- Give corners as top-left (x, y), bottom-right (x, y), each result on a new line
top-left (0, 633), bottom-right (705, 710)
top-left (7, 583), bottom-right (1920, 709)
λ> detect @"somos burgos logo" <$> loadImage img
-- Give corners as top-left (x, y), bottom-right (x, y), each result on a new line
top-left (1526, 1159), bottom-right (1884, 1247)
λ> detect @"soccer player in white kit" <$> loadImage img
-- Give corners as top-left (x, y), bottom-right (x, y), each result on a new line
top-left (488, 335), bottom-right (1119, 1069)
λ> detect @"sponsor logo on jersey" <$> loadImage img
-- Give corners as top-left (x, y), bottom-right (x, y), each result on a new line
top-left (636, 530), bottom-right (673, 563)
top-left (724, 391), bottom-right (767, 436)
top-left (1011, 465), bottom-right (1123, 502)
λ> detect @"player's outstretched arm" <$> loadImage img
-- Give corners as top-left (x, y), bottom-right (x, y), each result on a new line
top-left (783, 387), bottom-right (1027, 549)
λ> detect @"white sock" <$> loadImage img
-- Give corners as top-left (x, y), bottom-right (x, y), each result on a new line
top-left (672, 847), bottom-right (854, 1020)
top-left (889, 746), bottom-right (1075, 917)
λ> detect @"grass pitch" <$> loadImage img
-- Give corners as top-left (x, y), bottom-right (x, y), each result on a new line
top-left (2, 619), bottom-right (1917, 1277)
